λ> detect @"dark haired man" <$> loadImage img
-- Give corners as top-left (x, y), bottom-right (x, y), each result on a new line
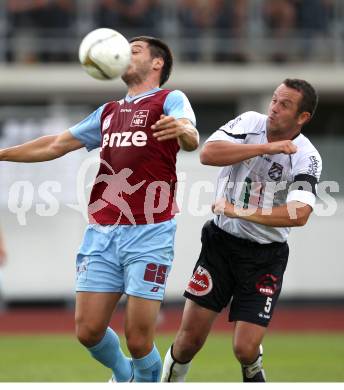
top-left (0, 36), bottom-right (199, 382)
top-left (161, 79), bottom-right (321, 382)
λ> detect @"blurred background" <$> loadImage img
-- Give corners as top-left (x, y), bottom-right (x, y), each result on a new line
top-left (1, 0), bottom-right (343, 64)
top-left (0, 0), bottom-right (344, 383)
top-left (0, 0), bottom-right (343, 311)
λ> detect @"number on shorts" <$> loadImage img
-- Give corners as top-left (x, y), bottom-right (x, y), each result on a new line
top-left (264, 297), bottom-right (272, 313)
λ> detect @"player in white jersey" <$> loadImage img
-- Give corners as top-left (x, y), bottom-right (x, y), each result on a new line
top-left (161, 79), bottom-right (322, 382)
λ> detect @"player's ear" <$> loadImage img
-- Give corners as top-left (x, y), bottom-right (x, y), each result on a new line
top-left (152, 57), bottom-right (164, 71)
top-left (297, 111), bottom-right (311, 127)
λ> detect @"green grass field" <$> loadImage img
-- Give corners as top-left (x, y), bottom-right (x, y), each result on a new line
top-left (0, 333), bottom-right (343, 382)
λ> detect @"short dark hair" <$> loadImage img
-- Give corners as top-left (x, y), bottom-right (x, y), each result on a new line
top-left (129, 36), bottom-right (173, 86)
top-left (283, 78), bottom-right (318, 119)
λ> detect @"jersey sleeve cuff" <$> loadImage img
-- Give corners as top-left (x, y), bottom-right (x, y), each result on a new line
top-left (68, 128), bottom-right (97, 152)
top-left (286, 189), bottom-right (316, 209)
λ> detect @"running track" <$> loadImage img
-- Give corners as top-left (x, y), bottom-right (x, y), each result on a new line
top-left (0, 306), bottom-right (343, 333)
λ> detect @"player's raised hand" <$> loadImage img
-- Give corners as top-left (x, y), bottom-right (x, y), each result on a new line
top-left (151, 115), bottom-right (187, 141)
top-left (264, 140), bottom-right (297, 155)
top-left (152, 115), bottom-right (199, 151)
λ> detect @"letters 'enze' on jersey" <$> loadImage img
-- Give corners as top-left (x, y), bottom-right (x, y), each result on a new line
top-left (102, 131), bottom-right (147, 148)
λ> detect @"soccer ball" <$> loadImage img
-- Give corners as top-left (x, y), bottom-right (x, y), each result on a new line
top-left (79, 28), bottom-right (131, 80)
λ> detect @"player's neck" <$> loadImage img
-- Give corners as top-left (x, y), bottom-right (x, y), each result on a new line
top-left (127, 81), bottom-right (160, 97)
top-left (267, 128), bottom-right (301, 142)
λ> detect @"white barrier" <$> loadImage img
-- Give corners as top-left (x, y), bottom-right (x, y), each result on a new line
top-left (1, 151), bottom-right (343, 301)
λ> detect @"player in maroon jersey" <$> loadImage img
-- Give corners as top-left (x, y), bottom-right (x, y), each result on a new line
top-left (0, 36), bottom-right (199, 382)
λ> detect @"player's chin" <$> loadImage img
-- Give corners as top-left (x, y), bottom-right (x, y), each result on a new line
top-left (121, 72), bottom-right (129, 82)
top-left (267, 121), bottom-right (279, 133)
top-left (121, 67), bottom-right (134, 82)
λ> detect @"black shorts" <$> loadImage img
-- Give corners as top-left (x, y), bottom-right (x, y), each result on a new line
top-left (184, 220), bottom-right (289, 327)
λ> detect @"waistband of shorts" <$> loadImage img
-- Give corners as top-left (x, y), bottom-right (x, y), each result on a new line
top-left (210, 220), bottom-right (287, 249)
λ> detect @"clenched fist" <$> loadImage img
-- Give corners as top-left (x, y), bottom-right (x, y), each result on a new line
top-left (264, 140), bottom-right (297, 155)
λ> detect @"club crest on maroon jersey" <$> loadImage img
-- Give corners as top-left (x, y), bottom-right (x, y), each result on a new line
top-left (131, 110), bottom-right (149, 127)
top-left (186, 265), bottom-right (213, 296)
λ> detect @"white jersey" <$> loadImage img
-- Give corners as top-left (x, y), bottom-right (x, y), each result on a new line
top-left (207, 111), bottom-right (322, 244)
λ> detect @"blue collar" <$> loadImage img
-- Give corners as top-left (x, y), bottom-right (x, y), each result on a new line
top-left (125, 87), bottom-right (161, 103)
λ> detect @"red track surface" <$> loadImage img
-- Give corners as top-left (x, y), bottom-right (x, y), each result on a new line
top-left (0, 306), bottom-right (344, 334)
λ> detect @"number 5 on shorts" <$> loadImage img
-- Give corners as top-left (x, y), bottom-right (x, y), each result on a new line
top-left (264, 297), bottom-right (272, 313)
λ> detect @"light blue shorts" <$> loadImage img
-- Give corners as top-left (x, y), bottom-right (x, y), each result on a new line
top-left (75, 219), bottom-right (176, 301)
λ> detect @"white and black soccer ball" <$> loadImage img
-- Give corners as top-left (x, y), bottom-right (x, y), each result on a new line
top-left (79, 28), bottom-right (131, 80)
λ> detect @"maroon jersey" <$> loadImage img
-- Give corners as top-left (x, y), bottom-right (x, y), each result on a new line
top-left (88, 89), bottom-right (180, 225)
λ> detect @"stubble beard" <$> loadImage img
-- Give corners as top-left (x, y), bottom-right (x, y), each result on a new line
top-left (267, 118), bottom-right (300, 141)
top-left (121, 63), bottom-right (150, 88)
top-left (267, 118), bottom-right (285, 140)
top-left (122, 72), bottom-right (141, 88)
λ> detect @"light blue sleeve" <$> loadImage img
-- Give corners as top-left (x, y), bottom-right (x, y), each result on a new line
top-left (163, 90), bottom-right (196, 126)
top-left (69, 104), bottom-right (106, 151)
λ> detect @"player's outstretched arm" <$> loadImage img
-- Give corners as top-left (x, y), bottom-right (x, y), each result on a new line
top-left (213, 199), bottom-right (312, 227)
top-left (200, 140), bottom-right (297, 166)
top-left (0, 130), bottom-right (84, 163)
top-left (151, 115), bottom-right (199, 151)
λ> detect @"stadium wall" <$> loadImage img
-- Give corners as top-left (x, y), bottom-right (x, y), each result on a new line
top-left (1, 150), bottom-right (343, 302)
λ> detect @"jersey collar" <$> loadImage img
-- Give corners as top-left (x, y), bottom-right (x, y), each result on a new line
top-left (292, 132), bottom-right (302, 141)
top-left (125, 87), bottom-right (161, 103)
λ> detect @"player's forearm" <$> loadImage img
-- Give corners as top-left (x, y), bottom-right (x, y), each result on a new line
top-left (200, 142), bottom-right (266, 166)
top-left (226, 202), bottom-right (310, 227)
top-left (178, 123), bottom-right (199, 151)
top-left (0, 229), bottom-right (5, 249)
top-left (0, 135), bottom-right (63, 163)
top-left (0, 229), bottom-right (6, 265)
